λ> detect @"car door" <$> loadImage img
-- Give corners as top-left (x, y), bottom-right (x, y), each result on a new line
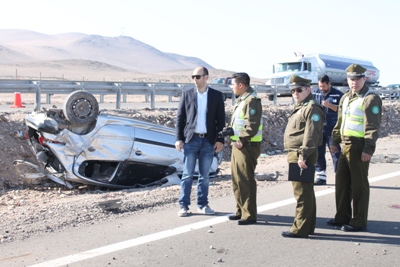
top-left (73, 124), bottom-right (135, 175)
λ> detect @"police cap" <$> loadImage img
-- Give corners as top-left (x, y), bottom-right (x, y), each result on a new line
top-left (346, 64), bottom-right (366, 78)
top-left (289, 75), bottom-right (311, 88)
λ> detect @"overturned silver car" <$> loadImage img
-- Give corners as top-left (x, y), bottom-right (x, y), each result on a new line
top-left (14, 91), bottom-right (222, 189)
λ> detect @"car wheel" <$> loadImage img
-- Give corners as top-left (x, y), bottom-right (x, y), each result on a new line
top-left (63, 91), bottom-right (99, 127)
top-left (222, 94), bottom-right (227, 101)
top-left (268, 95), bottom-right (274, 101)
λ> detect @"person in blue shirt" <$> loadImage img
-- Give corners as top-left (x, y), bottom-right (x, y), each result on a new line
top-left (311, 75), bottom-right (344, 185)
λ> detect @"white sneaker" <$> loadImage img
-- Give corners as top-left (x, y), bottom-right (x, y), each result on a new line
top-left (178, 207), bottom-right (188, 217)
top-left (198, 206), bottom-right (215, 215)
top-left (316, 170), bottom-right (327, 180)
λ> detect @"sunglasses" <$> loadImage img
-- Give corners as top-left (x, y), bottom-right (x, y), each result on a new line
top-left (191, 74), bottom-right (205, 80)
top-left (291, 87), bottom-right (304, 94)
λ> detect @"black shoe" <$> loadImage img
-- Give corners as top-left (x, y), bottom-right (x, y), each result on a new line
top-left (237, 219), bottom-right (256, 225)
top-left (228, 215), bottom-right (241, 220)
top-left (326, 218), bottom-right (345, 227)
top-left (314, 179), bottom-right (326, 185)
top-left (341, 224), bottom-right (365, 232)
top-left (281, 231), bottom-right (307, 238)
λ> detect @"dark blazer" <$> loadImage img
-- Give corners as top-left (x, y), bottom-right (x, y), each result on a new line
top-left (176, 87), bottom-right (225, 145)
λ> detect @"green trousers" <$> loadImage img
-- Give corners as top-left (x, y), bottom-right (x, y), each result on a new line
top-left (334, 142), bottom-right (370, 228)
top-left (231, 143), bottom-right (261, 221)
top-left (287, 151), bottom-right (317, 237)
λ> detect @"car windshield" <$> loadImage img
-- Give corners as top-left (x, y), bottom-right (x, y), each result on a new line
top-left (210, 78), bottom-right (225, 84)
top-left (274, 62), bottom-right (302, 73)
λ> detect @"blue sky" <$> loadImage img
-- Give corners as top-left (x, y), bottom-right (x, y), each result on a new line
top-left (1, 0), bottom-right (399, 85)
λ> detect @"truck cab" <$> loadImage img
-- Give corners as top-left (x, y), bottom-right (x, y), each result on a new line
top-left (267, 56), bottom-right (320, 86)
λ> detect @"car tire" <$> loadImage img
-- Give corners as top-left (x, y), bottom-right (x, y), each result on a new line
top-left (222, 94), bottom-right (227, 101)
top-left (268, 95), bottom-right (274, 101)
top-left (63, 91), bottom-right (99, 127)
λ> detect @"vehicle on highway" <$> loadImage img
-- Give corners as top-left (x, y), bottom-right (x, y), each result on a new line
top-left (265, 52), bottom-right (380, 101)
top-left (14, 91), bottom-right (222, 189)
top-left (380, 84), bottom-right (400, 100)
top-left (267, 53), bottom-right (380, 86)
top-left (210, 77), bottom-right (233, 100)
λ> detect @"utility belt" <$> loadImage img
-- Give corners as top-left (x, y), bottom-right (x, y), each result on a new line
top-left (342, 136), bottom-right (364, 144)
top-left (242, 142), bottom-right (261, 146)
top-left (287, 150), bottom-right (301, 157)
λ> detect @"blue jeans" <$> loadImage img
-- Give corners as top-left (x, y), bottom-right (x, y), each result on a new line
top-left (316, 130), bottom-right (341, 173)
top-left (179, 135), bottom-right (215, 209)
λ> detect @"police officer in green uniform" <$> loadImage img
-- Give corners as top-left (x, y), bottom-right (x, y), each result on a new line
top-left (327, 64), bottom-right (382, 232)
top-left (282, 75), bottom-right (325, 238)
top-left (227, 72), bottom-right (263, 225)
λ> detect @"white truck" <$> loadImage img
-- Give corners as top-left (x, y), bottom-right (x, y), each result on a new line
top-left (266, 53), bottom-right (380, 100)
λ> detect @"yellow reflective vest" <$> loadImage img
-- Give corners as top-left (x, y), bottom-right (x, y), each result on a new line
top-left (230, 91), bottom-right (262, 142)
top-left (341, 90), bottom-right (373, 138)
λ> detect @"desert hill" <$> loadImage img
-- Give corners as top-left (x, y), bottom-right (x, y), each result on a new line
top-left (0, 29), bottom-right (266, 83)
top-left (0, 29), bottom-right (211, 71)
top-left (0, 29), bottom-right (217, 82)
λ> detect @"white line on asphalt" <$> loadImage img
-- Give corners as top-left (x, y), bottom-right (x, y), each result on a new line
top-left (28, 171), bottom-right (400, 267)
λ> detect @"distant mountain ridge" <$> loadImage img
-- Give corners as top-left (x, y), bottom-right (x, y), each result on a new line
top-left (0, 29), bottom-right (212, 73)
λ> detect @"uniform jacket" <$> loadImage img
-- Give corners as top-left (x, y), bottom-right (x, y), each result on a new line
top-left (332, 85), bottom-right (382, 155)
top-left (284, 93), bottom-right (325, 161)
top-left (229, 87), bottom-right (262, 143)
top-left (175, 86), bottom-right (225, 145)
top-left (312, 87), bottom-right (344, 131)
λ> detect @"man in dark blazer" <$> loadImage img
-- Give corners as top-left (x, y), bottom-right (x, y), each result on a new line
top-left (175, 66), bottom-right (225, 217)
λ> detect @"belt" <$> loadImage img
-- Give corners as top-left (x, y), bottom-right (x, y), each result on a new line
top-left (194, 133), bottom-right (207, 138)
top-left (342, 140), bottom-right (364, 145)
top-left (243, 142), bottom-right (261, 146)
top-left (342, 136), bottom-right (364, 144)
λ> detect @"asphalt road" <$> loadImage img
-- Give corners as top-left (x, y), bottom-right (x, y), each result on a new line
top-left (1, 162), bottom-right (399, 267)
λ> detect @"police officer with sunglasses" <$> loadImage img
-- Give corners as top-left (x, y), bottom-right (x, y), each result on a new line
top-left (282, 75), bottom-right (325, 238)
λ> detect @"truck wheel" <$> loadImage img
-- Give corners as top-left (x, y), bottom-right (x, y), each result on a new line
top-left (63, 91), bottom-right (99, 127)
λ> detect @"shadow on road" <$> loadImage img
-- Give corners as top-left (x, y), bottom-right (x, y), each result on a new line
top-left (255, 214), bottom-right (400, 245)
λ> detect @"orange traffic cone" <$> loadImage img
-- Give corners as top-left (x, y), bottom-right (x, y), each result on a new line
top-left (10, 92), bottom-right (26, 108)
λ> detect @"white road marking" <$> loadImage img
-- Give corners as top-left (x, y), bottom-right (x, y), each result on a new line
top-left (28, 171), bottom-right (400, 267)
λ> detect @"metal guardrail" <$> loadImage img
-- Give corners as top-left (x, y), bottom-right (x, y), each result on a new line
top-left (0, 80), bottom-right (184, 109)
top-left (0, 79), bottom-right (398, 109)
top-left (334, 86), bottom-right (400, 101)
top-left (0, 79), bottom-right (282, 109)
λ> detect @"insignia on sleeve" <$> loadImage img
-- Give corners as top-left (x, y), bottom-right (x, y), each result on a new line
top-left (250, 108), bottom-right (256, 115)
top-left (371, 105), bottom-right (379, 115)
top-left (311, 114), bottom-right (320, 122)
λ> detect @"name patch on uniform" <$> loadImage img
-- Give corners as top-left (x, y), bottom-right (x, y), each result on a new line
top-left (250, 108), bottom-right (256, 115)
top-left (311, 114), bottom-right (320, 122)
top-left (371, 105), bottom-right (379, 115)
